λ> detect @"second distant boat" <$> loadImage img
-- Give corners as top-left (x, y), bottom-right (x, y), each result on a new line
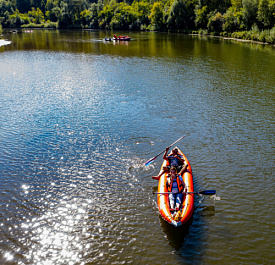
top-left (113, 34), bottom-right (131, 41)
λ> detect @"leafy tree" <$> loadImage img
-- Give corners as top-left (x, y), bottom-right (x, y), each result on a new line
top-left (110, 2), bottom-right (138, 29)
top-left (98, 4), bottom-right (115, 29)
top-left (258, 0), bottom-right (275, 28)
top-left (46, 6), bottom-right (60, 21)
top-left (0, 0), bottom-right (273, 34)
top-left (269, 1), bottom-right (275, 26)
top-left (132, 0), bottom-right (151, 27)
top-left (180, 0), bottom-right (196, 29)
top-left (149, 1), bottom-right (165, 31)
top-left (28, 7), bottom-right (44, 23)
top-left (16, 0), bottom-right (31, 13)
top-left (258, 0), bottom-right (269, 27)
top-left (9, 9), bottom-right (24, 26)
top-left (207, 11), bottom-right (223, 32)
top-left (195, 0), bottom-right (230, 29)
top-left (29, 0), bottom-right (46, 12)
top-left (88, 2), bottom-right (102, 28)
top-left (195, 5), bottom-right (208, 28)
top-left (58, 1), bottom-right (72, 27)
top-left (223, 6), bottom-right (244, 32)
top-left (56, 0), bottom-right (87, 28)
top-left (0, 0), bottom-right (15, 16)
top-left (242, 0), bottom-right (259, 29)
top-left (79, 8), bottom-right (90, 26)
top-left (167, 0), bottom-right (188, 31)
top-left (196, 0), bottom-right (230, 14)
top-left (231, 0), bottom-right (241, 9)
top-left (223, 7), bottom-right (237, 32)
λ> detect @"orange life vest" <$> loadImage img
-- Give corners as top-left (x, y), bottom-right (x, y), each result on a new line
top-left (166, 175), bottom-right (184, 193)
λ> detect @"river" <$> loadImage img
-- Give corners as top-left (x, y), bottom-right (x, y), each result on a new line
top-left (0, 29), bottom-right (274, 264)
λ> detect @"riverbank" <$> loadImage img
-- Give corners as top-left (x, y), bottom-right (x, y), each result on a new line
top-left (223, 36), bottom-right (274, 46)
top-left (191, 27), bottom-right (275, 46)
top-left (191, 33), bottom-right (275, 47)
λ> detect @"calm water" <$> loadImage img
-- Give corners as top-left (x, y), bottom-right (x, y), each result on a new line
top-left (0, 30), bottom-right (274, 265)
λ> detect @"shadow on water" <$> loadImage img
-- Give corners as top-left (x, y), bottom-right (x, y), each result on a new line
top-left (198, 205), bottom-right (216, 218)
top-left (159, 215), bottom-right (193, 251)
top-left (158, 200), bottom-right (216, 264)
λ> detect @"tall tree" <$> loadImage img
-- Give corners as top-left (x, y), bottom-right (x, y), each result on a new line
top-left (16, 0), bottom-right (31, 13)
top-left (168, 0), bottom-right (196, 30)
top-left (242, 0), bottom-right (259, 29)
top-left (149, 1), bottom-right (165, 31)
top-left (231, 0), bottom-right (241, 9)
top-left (258, 0), bottom-right (275, 28)
top-left (132, 0), bottom-right (151, 26)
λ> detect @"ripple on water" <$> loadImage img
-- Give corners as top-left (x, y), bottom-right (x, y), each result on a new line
top-left (0, 34), bottom-right (274, 264)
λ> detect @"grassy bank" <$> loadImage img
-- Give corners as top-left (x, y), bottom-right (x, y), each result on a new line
top-left (193, 26), bottom-right (275, 45)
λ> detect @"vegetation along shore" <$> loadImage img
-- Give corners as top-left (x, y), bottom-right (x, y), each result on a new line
top-left (0, 0), bottom-right (274, 44)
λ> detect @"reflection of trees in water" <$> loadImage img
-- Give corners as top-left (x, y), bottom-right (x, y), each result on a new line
top-left (1, 29), bottom-right (135, 53)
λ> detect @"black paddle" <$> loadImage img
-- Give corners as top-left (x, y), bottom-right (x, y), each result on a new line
top-left (145, 135), bottom-right (185, 166)
top-left (152, 190), bottom-right (216, 195)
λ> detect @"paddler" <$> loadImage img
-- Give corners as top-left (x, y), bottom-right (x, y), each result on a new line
top-left (152, 147), bottom-right (187, 180)
top-left (166, 167), bottom-right (187, 212)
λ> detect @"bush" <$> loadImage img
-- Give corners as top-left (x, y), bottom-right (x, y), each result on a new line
top-left (269, 27), bottom-right (275, 43)
top-left (258, 28), bottom-right (275, 44)
top-left (220, 31), bottom-right (230, 37)
top-left (44, 21), bottom-right (58, 28)
top-left (197, 28), bottom-right (208, 35)
top-left (230, 26), bottom-right (275, 44)
top-left (23, 23), bottom-right (44, 28)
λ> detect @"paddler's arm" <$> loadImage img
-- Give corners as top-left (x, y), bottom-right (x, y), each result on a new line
top-left (163, 147), bottom-right (170, 160)
top-left (179, 162), bottom-right (188, 175)
top-left (177, 155), bottom-right (185, 164)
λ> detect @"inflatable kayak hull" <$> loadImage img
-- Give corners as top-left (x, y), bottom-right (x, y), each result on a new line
top-left (113, 36), bottom-right (131, 41)
top-left (157, 148), bottom-right (194, 227)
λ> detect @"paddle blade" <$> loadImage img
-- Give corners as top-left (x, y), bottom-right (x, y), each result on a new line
top-left (145, 157), bottom-right (156, 166)
top-left (198, 190), bottom-right (216, 195)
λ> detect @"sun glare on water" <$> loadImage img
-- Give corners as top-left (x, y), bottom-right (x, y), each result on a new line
top-left (17, 196), bottom-right (92, 265)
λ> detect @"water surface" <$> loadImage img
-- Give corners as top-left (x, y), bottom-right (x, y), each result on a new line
top-left (0, 30), bottom-right (274, 264)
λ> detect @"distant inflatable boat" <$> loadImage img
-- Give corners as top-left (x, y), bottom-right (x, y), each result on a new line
top-left (113, 34), bottom-right (131, 41)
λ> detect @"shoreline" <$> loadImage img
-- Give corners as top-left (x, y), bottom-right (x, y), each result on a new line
top-left (190, 33), bottom-right (275, 46)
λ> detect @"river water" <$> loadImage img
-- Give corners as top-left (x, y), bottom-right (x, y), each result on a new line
top-left (0, 30), bottom-right (274, 265)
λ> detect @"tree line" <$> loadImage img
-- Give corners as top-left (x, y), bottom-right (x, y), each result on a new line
top-left (0, 0), bottom-right (275, 43)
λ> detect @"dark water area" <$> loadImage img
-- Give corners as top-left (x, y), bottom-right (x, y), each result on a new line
top-left (0, 30), bottom-right (274, 264)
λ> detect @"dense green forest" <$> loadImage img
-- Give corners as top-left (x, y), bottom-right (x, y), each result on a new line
top-left (0, 0), bottom-right (275, 43)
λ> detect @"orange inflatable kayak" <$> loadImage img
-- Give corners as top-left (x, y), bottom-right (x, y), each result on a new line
top-left (156, 147), bottom-right (194, 227)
